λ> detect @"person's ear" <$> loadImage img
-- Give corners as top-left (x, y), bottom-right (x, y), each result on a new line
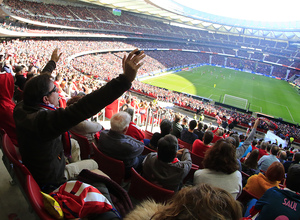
top-left (123, 126), bottom-right (129, 134)
top-left (42, 95), bottom-right (50, 104)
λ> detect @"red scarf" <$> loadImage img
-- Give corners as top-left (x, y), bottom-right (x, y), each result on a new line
top-left (39, 103), bottom-right (72, 158)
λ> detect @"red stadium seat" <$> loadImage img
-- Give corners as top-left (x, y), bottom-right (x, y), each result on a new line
top-left (178, 138), bottom-right (192, 151)
top-left (190, 151), bottom-right (205, 169)
top-left (69, 130), bottom-right (91, 159)
top-left (25, 175), bottom-right (55, 220)
top-left (91, 143), bottom-right (125, 184)
top-left (142, 145), bottom-right (156, 155)
top-left (128, 168), bottom-right (174, 203)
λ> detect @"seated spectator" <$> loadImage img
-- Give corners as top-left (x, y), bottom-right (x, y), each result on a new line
top-left (193, 121), bottom-right (204, 140)
top-left (149, 118), bottom-right (172, 150)
top-left (124, 108), bottom-right (145, 142)
top-left (244, 161), bottom-right (285, 199)
top-left (181, 117), bottom-right (189, 130)
top-left (258, 144), bottom-right (280, 172)
top-left (171, 113), bottom-right (182, 138)
top-left (180, 119), bottom-right (198, 144)
top-left (257, 141), bottom-right (269, 160)
top-left (283, 152), bottom-right (300, 173)
top-left (142, 134), bottom-right (192, 191)
top-left (192, 130), bottom-right (214, 157)
top-left (241, 149), bottom-right (260, 185)
top-left (124, 184), bottom-right (242, 220)
top-left (98, 111), bottom-right (145, 173)
top-left (13, 48), bottom-right (145, 191)
top-left (240, 139), bottom-right (258, 162)
top-left (194, 139), bottom-right (242, 199)
top-left (67, 95), bottom-right (103, 144)
top-left (249, 164), bottom-right (300, 219)
top-left (14, 65), bottom-right (27, 91)
top-left (277, 150), bottom-right (287, 164)
top-left (0, 70), bottom-right (18, 146)
top-left (251, 139), bottom-right (258, 151)
top-left (211, 127), bottom-right (224, 143)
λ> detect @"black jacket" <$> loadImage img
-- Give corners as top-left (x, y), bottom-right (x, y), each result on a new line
top-left (14, 61), bottom-right (131, 188)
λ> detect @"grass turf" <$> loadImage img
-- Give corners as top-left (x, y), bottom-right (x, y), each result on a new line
top-left (142, 65), bottom-right (300, 124)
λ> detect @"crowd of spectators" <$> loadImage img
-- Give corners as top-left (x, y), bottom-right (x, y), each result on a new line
top-left (3, 0), bottom-right (300, 56)
top-left (0, 38), bottom-right (299, 141)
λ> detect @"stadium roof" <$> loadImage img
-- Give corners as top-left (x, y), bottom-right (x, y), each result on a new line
top-left (77, 0), bottom-right (300, 41)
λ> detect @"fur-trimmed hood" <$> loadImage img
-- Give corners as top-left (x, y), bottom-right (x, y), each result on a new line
top-left (124, 200), bottom-right (165, 220)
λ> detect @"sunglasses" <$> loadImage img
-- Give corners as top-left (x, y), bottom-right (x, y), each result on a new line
top-left (47, 85), bottom-right (58, 96)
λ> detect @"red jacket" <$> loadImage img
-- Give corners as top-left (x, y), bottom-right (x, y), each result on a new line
top-left (0, 72), bottom-right (18, 146)
top-left (126, 121), bottom-right (145, 141)
top-left (192, 139), bottom-right (210, 158)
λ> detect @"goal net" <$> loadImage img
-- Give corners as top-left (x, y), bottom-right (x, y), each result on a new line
top-left (223, 94), bottom-right (248, 109)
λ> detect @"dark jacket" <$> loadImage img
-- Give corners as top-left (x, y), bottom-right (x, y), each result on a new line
top-left (171, 121), bottom-right (182, 138)
top-left (14, 61), bottom-right (131, 188)
top-left (98, 130), bottom-right (144, 169)
top-left (142, 149), bottom-right (192, 191)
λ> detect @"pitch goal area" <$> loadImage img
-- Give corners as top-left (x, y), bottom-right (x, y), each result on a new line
top-left (223, 94), bottom-right (248, 109)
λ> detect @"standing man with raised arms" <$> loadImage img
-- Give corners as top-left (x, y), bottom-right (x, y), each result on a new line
top-left (14, 48), bottom-right (145, 191)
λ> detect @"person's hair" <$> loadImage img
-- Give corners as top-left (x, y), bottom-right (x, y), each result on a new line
top-left (216, 128), bottom-right (223, 136)
top-left (278, 150), bottom-right (287, 160)
top-left (225, 137), bottom-right (236, 147)
top-left (160, 119), bottom-right (172, 136)
top-left (252, 139), bottom-right (258, 146)
top-left (189, 120), bottom-right (197, 130)
top-left (239, 134), bottom-right (245, 142)
top-left (23, 74), bottom-right (52, 106)
top-left (157, 134), bottom-right (178, 163)
top-left (123, 107), bottom-right (134, 121)
top-left (110, 112), bottom-right (131, 133)
top-left (152, 184), bottom-right (242, 220)
top-left (260, 141), bottom-right (268, 150)
top-left (66, 95), bottom-right (83, 106)
top-left (293, 152), bottom-right (300, 163)
top-left (203, 124), bottom-right (208, 131)
top-left (270, 145), bottom-right (279, 156)
top-left (203, 131), bottom-right (214, 145)
top-left (286, 164), bottom-right (300, 193)
top-left (265, 161), bottom-right (285, 182)
top-left (244, 149), bottom-right (259, 169)
top-left (174, 114), bottom-right (181, 123)
top-left (15, 65), bottom-right (25, 73)
top-left (197, 122), bottom-right (203, 130)
top-left (203, 139), bottom-right (239, 174)
top-left (230, 133), bottom-right (240, 148)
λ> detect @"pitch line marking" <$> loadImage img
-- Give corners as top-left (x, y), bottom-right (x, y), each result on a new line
top-left (285, 106), bottom-right (295, 122)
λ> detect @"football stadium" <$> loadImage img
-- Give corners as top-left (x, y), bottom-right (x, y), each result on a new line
top-left (0, 0), bottom-right (300, 219)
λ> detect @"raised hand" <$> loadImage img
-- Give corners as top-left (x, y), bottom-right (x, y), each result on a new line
top-left (122, 48), bottom-right (146, 82)
top-left (50, 48), bottom-right (62, 63)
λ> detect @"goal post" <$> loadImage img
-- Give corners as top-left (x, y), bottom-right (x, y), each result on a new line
top-left (223, 94), bottom-right (248, 109)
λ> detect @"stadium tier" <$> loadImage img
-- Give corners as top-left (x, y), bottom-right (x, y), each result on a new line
top-left (0, 0), bottom-right (299, 140)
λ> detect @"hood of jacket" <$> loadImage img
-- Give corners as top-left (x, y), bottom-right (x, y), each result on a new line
top-left (0, 72), bottom-right (15, 103)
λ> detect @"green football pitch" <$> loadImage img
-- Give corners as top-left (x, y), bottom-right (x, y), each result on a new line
top-left (142, 65), bottom-right (300, 124)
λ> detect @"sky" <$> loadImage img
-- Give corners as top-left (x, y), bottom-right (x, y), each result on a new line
top-left (173, 0), bottom-right (300, 23)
